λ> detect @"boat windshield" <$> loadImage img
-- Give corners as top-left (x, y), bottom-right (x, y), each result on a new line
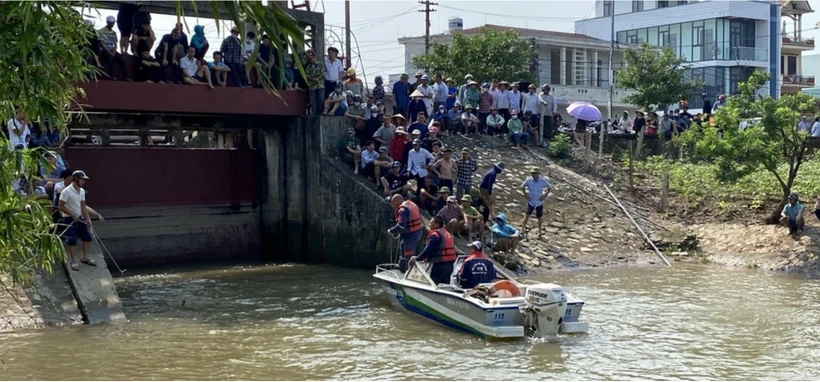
top-left (405, 262), bottom-right (435, 286)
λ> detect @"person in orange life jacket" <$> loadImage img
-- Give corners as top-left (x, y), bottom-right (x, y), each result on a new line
top-left (410, 216), bottom-right (457, 286)
top-left (458, 241), bottom-right (496, 289)
top-left (388, 194), bottom-right (423, 273)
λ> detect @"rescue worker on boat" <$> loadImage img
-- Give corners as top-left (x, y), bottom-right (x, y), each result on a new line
top-left (458, 241), bottom-right (496, 289)
top-left (388, 194), bottom-right (423, 272)
top-left (409, 216), bottom-right (457, 285)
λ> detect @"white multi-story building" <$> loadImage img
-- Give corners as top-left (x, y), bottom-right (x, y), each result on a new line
top-left (397, 24), bottom-right (640, 119)
top-left (574, 0), bottom-right (783, 110)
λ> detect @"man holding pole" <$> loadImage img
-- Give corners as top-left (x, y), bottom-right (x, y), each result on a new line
top-left (538, 85), bottom-right (556, 148)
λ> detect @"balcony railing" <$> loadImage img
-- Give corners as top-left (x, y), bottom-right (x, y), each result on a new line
top-left (726, 46), bottom-right (768, 62)
top-left (782, 35), bottom-right (815, 48)
top-left (782, 74), bottom-right (816, 87)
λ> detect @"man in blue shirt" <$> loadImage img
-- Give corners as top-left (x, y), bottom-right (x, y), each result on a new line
top-left (458, 241), bottom-right (496, 289)
top-left (393, 73), bottom-right (411, 119)
top-left (479, 161), bottom-right (504, 219)
top-left (780, 193), bottom-right (804, 236)
top-left (521, 167), bottom-right (552, 239)
top-left (444, 78), bottom-right (457, 111)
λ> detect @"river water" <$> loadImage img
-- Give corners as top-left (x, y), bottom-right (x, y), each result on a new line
top-left (2, 263), bottom-right (820, 380)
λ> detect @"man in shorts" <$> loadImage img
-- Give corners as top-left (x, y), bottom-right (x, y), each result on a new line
top-left (521, 166), bottom-right (552, 239)
top-left (479, 161), bottom-right (504, 219)
top-left (57, 170), bottom-right (96, 271)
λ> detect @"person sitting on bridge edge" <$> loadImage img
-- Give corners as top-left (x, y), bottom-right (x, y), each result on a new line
top-left (410, 216), bottom-right (456, 286)
top-left (780, 193), bottom-right (805, 236)
top-left (459, 241), bottom-right (496, 289)
top-left (388, 195), bottom-right (423, 273)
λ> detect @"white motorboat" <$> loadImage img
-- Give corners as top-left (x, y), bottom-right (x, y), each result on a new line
top-left (373, 255), bottom-right (588, 340)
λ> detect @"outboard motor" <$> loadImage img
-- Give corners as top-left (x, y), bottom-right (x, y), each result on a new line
top-left (520, 283), bottom-right (568, 337)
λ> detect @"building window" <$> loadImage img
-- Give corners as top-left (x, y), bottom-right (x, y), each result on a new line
top-left (632, 0), bottom-right (644, 12)
top-left (626, 30), bottom-right (638, 45)
top-left (603, 0), bottom-right (613, 17)
top-left (787, 56), bottom-right (798, 75)
top-left (676, 0), bottom-right (688, 5)
top-left (657, 0), bottom-right (669, 8)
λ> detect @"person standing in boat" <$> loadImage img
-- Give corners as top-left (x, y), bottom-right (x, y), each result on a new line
top-left (458, 241), bottom-right (496, 289)
top-left (388, 194), bottom-right (423, 273)
top-left (410, 216), bottom-right (457, 286)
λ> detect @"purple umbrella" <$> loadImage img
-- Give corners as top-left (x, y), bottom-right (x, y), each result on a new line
top-left (567, 101), bottom-right (602, 121)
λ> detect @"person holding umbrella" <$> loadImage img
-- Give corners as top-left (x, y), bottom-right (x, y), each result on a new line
top-left (566, 101), bottom-right (602, 147)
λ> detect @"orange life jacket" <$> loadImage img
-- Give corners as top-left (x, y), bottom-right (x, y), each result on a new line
top-left (428, 228), bottom-right (456, 263)
top-left (396, 201), bottom-right (422, 232)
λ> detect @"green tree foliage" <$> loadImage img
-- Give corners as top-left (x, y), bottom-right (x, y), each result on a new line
top-left (0, 1), bottom-right (304, 284)
top-left (679, 70), bottom-right (819, 223)
top-left (616, 43), bottom-right (698, 157)
top-left (411, 28), bottom-right (535, 83)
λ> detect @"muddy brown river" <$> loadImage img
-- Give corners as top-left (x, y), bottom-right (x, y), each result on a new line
top-left (1, 263), bottom-right (819, 380)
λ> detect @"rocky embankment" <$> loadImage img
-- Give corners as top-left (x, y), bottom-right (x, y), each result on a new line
top-left (438, 134), bottom-right (686, 272)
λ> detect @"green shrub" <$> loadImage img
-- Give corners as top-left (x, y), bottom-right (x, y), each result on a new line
top-left (548, 134), bottom-right (571, 159)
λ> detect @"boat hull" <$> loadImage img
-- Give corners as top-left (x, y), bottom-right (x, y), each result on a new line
top-left (377, 278), bottom-right (525, 339)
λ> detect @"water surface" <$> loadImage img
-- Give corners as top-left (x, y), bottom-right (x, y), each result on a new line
top-left (2, 263), bottom-right (819, 380)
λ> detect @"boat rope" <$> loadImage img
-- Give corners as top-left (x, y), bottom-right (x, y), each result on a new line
top-left (90, 227), bottom-right (127, 275)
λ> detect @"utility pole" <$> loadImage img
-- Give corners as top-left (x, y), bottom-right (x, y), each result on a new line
top-left (345, 0), bottom-right (352, 68)
top-left (419, 0), bottom-right (438, 55)
top-left (607, 1), bottom-right (615, 125)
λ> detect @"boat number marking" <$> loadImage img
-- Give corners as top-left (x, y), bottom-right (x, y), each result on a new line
top-left (493, 313), bottom-right (505, 321)
top-left (446, 298), bottom-right (469, 310)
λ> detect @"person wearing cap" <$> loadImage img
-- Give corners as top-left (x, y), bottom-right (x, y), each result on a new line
top-left (491, 213), bottom-right (521, 253)
top-left (57, 170), bottom-right (96, 271)
top-left (6, 109), bottom-right (31, 149)
top-left (444, 78), bottom-right (458, 111)
top-left (459, 104), bottom-right (480, 135)
top-left (416, 74), bottom-right (434, 116)
top-left (408, 90), bottom-right (428, 124)
top-left (345, 94), bottom-right (368, 139)
top-left (447, 103), bottom-right (462, 133)
top-left (97, 15), bottom-right (129, 81)
top-left (372, 115), bottom-right (396, 150)
top-left (432, 74), bottom-right (448, 112)
top-left (410, 71), bottom-right (424, 94)
top-left (343, 67), bottom-right (364, 99)
top-left (39, 151), bottom-right (65, 191)
top-left (437, 194), bottom-right (464, 235)
top-left (539, 85), bottom-right (557, 146)
top-left (464, 81), bottom-right (480, 113)
top-left (409, 216), bottom-right (457, 286)
top-left (495, 81), bottom-right (511, 123)
top-left (522, 84), bottom-right (540, 134)
top-left (507, 110), bottom-right (529, 148)
top-left (363, 145), bottom-right (394, 185)
top-left (403, 130), bottom-right (421, 164)
top-left (388, 195), bottom-right (424, 273)
top-left (458, 241), bottom-right (496, 289)
top-left (421, 125), bottom-right (443, 153)
top-left (323, 46), bottom-right (344, 98)
top-left (781, 193), bottom-right (805, 236)
top-left (431, 105), bottom-right (451, 134)
top-left (323, 82), bottom-right (348, 116)
top-left (520, 167), bottom-right (552, 239)
top-left (486, 107), bottom-right (505, 136)
top-left (480, 161), bottom-right (505, 219)
top-left (392, 73), bottom-right (412, 119)
top-left (388, 126), bottom-right (409, 163)
top-left (365, 105), bottom-right (382, 141)
top-left (455, 147), bottom-right (478, 200)
top-left (52, 168), bottom-right (104, 224)
top-left (219, 26), bottom-right (249, 87)
top-left (478, 83), bottom-right (495, 133)
top-left (458, 74), bottom-right (474, 106)
top-left (407, 137), bottom-right (435, 184)
top-left (408, 110), bottom-right (429, 138)
top-left (339, 127), bottom-right (362, 174)
top-left (458, 195), bottom-right (484, 240)
top-left (431, 146), bottom-right (457, 191)
top-left (381, 161), bottom-right (411, 198)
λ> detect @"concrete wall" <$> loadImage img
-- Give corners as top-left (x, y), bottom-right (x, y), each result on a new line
top-left (260, 116), bottom-right (396, 269)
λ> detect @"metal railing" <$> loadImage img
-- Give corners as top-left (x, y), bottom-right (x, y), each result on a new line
top-left (726, 46), bottom-right (768, 62)
top-left (782, 35), bottom-right (815, 47)
top-left (782, 74), bottom-right (816, 87)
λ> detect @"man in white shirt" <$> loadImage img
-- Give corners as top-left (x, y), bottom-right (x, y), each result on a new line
top-left (417, 74), bottom-right (434, 116)
top-left (58, 170), bottom-right (95, 271)
top-left (538, 84), bottom-right (557, 146)
top-left (460, 105), bottom-right (480, 135)
top-left (507, 83), bottom-right (522, 116)
top-left (495, 81), bottom-right (511, 124)
top-left (798, 116), bottom-right (812, 132)
top-left (7, 110), bottom-right (31, 149)
top-left (407, 138), bottom-right (435, 183)
top-left (486, 107), bottom-right (506, 136)
top-left (180, 46), bottom-right (214, 89)
top-left (324, 46), bottom-right (344, 99)
top-left (811, 117), bottom-right (820, 138)
top-left (431, 73), bottom-right (449, 111)
top-left (522, 84), bottom-right (540, 129)
top-left (520, 167), bottom-right (552, 239)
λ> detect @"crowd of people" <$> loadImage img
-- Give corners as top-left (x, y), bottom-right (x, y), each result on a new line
top-left (86, 5), bottom-right (322, 94)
